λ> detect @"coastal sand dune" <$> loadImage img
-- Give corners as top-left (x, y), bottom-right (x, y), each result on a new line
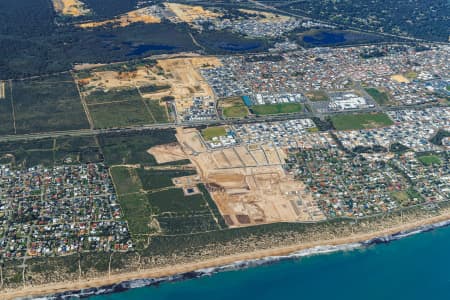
top-left (4, 212), bottom-right (450, 300)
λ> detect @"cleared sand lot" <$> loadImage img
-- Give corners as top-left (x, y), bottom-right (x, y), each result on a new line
top-left (78, 7), bottom-right (161, 28)
top-left (78, 64), bottom-right (169, 93)
top-left (165, 3), bottom-right (222, 24)
top-left (176, 127), bottom-right (325, 227)
top-left (391, 74), bottom-right (410, 83)
top-left (52, 0), bottom-right (90, 16)
top-left (147, 142), bottom-right (188, 164)
top-left (234, 146), bottom-right (257, 167)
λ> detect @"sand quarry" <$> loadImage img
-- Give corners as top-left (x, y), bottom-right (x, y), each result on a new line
top-left (172, 127), bottom-right (325, 227)
top-left (78, 7), bottom-right (161, 29)
top-left (0, 81), bottom-right (5, 99)
top-left (52, 0), bottom-right (90, 16)
top-left (77, 56), bottom-right (220, 107)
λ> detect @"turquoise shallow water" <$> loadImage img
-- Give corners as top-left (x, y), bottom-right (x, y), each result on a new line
top-left (89, 226), bottom-right (450, 300)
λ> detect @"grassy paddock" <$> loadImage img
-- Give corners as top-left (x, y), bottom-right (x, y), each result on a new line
top-left (223, 106), bottom-right (249, 118)
top-left (365, 87), bottom-right (390, 105)
top-left (117, 193), bottom-right (152, 235)
top-left (145, 99), bottom-right (168, 123)
top-left (0, 136), bottom-right (101, 168)
top-left (305, 90), bottom-right (329, 102)
top-left (137, 168), bottom-right (196, 190)
top-left (84, 88), bottom-right (142, 104)
top-left (148, 188), bottom-right (207, 214)
top-left (110, 166), bottom-right (143, 195)
top-left (220, 97), bottom-right (249, 118)
top-left (331, 112), bottom-right (393, 130)
top-left (88, 100), bottom-right (153, 129)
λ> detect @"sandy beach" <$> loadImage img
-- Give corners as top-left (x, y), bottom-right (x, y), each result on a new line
top-left (4, 211), bottom-right (450, 300)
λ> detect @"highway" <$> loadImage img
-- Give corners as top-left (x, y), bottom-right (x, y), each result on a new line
top-left (0, 103), bottom-right (441, 143)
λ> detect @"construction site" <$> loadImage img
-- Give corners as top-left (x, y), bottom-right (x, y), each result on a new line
top-left (76, 55), bottom-right (221, 121)
top-left (166, 127), bottom-right (326, 227)
top-left (156, 56), bottom-right (221, 116)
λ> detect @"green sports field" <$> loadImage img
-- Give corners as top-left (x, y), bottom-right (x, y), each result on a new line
top-left (202, 126), bottom-right (227, 140)
top-left (251, 103), bottom-right (302, 115)
top-left (417, 154), bottom-right (442, 166)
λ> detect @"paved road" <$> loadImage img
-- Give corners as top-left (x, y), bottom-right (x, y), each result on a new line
top-left (0, 102), bottom-right (441, 143)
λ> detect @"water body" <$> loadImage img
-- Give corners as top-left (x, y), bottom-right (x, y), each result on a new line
top-left (88, 225), bottom-right (450, 300)
top-left (302, 30), bottom-right (382, 47)
top-left (217, 42), bottom-right (261, 52)
top-left (125, 44), bottom-right (175, 56)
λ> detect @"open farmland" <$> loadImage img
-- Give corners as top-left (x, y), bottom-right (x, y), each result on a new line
top-left (11, 74), bottom-right (90, 134)
top-left (331, 113), bottom-right (394, 130)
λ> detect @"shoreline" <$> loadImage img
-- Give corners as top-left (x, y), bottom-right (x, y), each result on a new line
top-left (6, 212), bottom-right (450, 300)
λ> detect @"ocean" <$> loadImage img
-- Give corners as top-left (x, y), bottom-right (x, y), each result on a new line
top-left (81, 223), bottom-right (450, 300)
